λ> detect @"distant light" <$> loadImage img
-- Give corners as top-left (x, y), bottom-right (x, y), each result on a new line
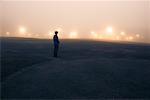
top-left (91, 31), bottom-right (95, 34)
top-left (69, 32), bottom-right (78, 38)
top-left (106, 26), bottom-right (113, 34)
top-left (6, 32), bottom-right (10, 36)
top-left (19, 27), bottom-right (26, 35)
top-left (136, 34), bottom-right (140, 38)
top-left (91, 31), bottom-right (98, 38)
top-left (48, 32), bottom-right (53, 36)
top-left (120, 32), bottom-right (125, 36)
top-left (129, 36), bottom-right (133, 40)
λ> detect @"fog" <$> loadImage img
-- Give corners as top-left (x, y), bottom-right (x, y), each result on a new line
top-left (0, 0), bottom-right (149, 42)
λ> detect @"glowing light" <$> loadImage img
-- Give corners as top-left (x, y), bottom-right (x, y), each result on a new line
top-left (136, 34), bottom-right (140, 38)
top-left (19, 27), bottom-right (26, 34)
top-left (91, 31), bottom-right (98, 38)
top-left (48, 32), bottom-right (53, 36)
top-left (69, 32), bottom-right (78, 38)
top-left (120, 32), bottom-right (126, 36)
top-left (129, 36), bottom-right (133, 40)
top-left (6, 32), bottom-right (10, 36)
top-left (106, 26), bottom-right (113, 34)
top-left (91, 31), bottom-right (95, 34)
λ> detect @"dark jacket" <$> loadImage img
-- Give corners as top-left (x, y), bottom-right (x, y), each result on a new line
top-left (53, 35), bottom-right (59, 46)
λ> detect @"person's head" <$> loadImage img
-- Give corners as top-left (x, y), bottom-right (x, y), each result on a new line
top-left (55, 31), bottom-right (58, 35)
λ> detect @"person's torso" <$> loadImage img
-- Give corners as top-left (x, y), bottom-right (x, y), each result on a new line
top-left (53, 35), bottom-right (59, 45)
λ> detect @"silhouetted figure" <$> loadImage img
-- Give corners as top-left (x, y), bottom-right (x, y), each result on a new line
top-left (53, 31), bottom-right (60, 57)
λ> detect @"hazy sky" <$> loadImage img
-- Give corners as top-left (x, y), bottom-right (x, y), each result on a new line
top-left (0, 0), bottom-right (149, 42)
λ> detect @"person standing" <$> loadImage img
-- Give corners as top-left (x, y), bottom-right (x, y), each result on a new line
top-left (53, 31), bottom-right (60, 57)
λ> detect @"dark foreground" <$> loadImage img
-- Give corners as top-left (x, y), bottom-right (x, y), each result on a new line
top-left (1, 37), bottom-right (150, 99)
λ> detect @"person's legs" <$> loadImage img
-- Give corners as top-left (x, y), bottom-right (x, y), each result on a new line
top-left (54, 45), bottom-right (58, 57)
top-left (54, 46), bottom-right (56, 57)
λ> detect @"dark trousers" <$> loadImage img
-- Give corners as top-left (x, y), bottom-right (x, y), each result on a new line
top-left (54, 45), bottom-right (59, 57)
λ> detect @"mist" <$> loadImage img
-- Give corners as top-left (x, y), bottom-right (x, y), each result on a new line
top-left (0, 0), bottom-right (149, 43)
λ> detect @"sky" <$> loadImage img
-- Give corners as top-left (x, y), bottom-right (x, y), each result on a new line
top-left (0, 0), bottom-right (150, 43)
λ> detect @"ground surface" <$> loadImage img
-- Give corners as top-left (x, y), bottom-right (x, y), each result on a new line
top-left (1, 37), bottom-right (150, 99)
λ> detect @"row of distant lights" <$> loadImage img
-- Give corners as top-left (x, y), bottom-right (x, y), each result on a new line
top-left (48, 26), bottom-right (141, 41)
top-left (90, 27), bottom-right (141, 41)
top-left (5, 26), bottom-right (141, 41)
top-left (5, 27), bottom-right (79, 39)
